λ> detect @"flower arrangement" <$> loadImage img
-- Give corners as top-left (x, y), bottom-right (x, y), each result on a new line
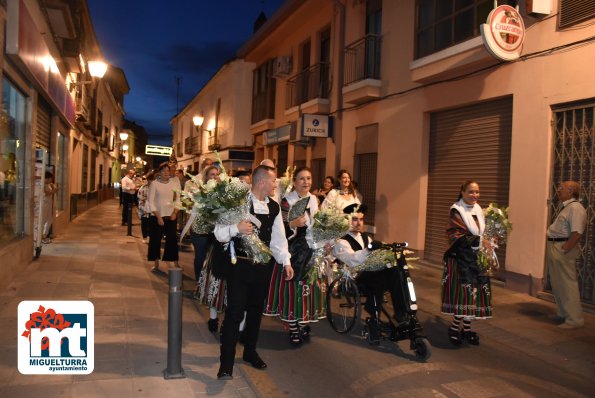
top-left (179, 153), bottom-right (272, 264)
top-left (279, 166), bottom-right (296, 198)
top-left (303, 205), bottom-right (350, 285)
top-left (478, 202), bottom-right (512, 275)
top-left (351, 248), bottom-right (418, 274)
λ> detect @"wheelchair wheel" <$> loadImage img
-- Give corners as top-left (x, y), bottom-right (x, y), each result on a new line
top-left (411, 337), bottom-right (432, 360)
top-left (326, 277), bottom-right (360, 333)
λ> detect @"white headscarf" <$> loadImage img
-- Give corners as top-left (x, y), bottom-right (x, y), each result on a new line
top-left (451, 199), bottom-right (485, 236)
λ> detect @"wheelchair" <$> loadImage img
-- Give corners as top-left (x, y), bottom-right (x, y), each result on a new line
top-left (326, 242), bottom-right (432, 360)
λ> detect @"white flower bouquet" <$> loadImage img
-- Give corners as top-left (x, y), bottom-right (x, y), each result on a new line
top-left (279, 166), bottom-right (296, 198)
top-left (179, 153), bottom-right (272, 264)
top-left (478, 202), bottom-right (512, 275)
top-left (303, 205), bottom-right (350, 285)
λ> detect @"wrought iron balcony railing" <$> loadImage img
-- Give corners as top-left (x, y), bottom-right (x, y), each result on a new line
top-left (344, 34), bottom-right (381, 86)
top-left (286, 62), bottom-right (330, 109)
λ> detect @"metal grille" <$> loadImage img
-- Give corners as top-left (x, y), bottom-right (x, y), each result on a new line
top-left (424, 97), bottom-right (513, 271)
top-left (355, 153), bottom-right (377, 225)
top-left (549, 101), bottom-right (595, 303)
top-left (35, 100), bottom-right (51, 148)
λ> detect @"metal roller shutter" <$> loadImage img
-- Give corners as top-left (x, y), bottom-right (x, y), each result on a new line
top-left (35, 99), bottom-right (52, 148)
top-left (424, 96), bottom-right (513, 272)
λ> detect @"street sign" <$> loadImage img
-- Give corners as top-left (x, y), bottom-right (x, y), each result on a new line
top-left (145, 145), bottom-right (173, 156)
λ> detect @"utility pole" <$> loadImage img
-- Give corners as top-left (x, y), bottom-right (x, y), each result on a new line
top-left (175, 76), bottom-right (182, 114)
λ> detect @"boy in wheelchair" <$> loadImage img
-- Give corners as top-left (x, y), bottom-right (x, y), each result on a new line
top-left (332, 204), bottom-right (408, 344)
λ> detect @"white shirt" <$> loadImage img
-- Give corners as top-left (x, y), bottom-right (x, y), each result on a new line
top-left (284, 190), bottom-right (319, 243)
top-left (214, 194), bottom-right (291, 266)
top-left (321, 189), bottom-right (361, 211)
top-left (121, 175), bottom-right (136, 194)
top-left (332, 232), bottom-right (370, 269)
top-left (147, 178), bottom-right (181, 217)
top-left (547, 199), bottom-right (587, 238)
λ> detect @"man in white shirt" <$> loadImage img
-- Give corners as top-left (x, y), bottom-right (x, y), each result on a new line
top-left (121, 169), bottom-right (137, 225)
top-left (214, 165), bottom-right (293, 380)
top-left (333, 204), bottom-right (407, 344)
top-left (546, 181), bottom-right (587, 329)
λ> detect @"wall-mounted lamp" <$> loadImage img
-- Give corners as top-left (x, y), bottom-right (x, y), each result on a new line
top-left (122, 144), bottom-right (129, 151)
top-left (119, 131), bottom-right (129, 141)
top-left (192, 115), bottom-right (204, 131)
top-left (135, 156), bottom-right (142, 162)
top-left (69, 60), bottom-right (108, 91)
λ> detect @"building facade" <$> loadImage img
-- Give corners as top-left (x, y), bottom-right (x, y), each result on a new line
top-left (172, 59), bottom-right (255, 174)
top-left (0, 0), bottom-right (129, 290)
top-left (236, 0), bottom-right (595, 302)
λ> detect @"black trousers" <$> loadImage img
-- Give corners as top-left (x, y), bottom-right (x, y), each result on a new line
top-left (357, 267), bottom-right (408, 323)
top-left (121, 192), bottom-right (135, 224)
top-left (147, 216), bottom-right (178, 261)
top-left (140, 216), bottom-right (150, 239)
top-left (219, 259), bottom-right (273, 370)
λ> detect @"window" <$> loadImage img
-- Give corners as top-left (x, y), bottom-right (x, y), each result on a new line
top-left (90, 149), bottom-right (96, 191)
top-left (0, 78), bottom-right (27, 245)
top-left (415, 0), bottom-right (492, 59)
top-left (251, 60), bottom-right (276, 123)
top-left (560, 0), bottom-right (595, 28)
top-left (57, 132), bottom-right (67, 211)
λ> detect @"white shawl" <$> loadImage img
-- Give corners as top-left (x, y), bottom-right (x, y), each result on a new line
top-left (451, 199), bottom-right (485, 236)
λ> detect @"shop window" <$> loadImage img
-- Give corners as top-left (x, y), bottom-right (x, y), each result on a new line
top-left (0, 78), bottom-right (27, 245)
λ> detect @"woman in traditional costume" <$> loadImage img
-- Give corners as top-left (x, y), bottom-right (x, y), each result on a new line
top-left (264, 167), bottom-right (327, 345)
top-left (321, 169), bottom-right (360, 211)
top-left (441, 180), bottom-right (492, 346)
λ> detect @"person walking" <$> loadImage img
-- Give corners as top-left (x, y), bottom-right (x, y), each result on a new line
top-left (214, 165), bottom-right (293, 380)
top-left (321, 169), bottom-right (360, 211)
top-left (147, 162), bottom-right (181, 272)
top-left (264, 166), bottom-right (326, 346)
top-left (121, 169), bottom-right (137, 226)
top-left (441, 180), bottom-right (491, 346)
top-left (546, 181), bottom-right (587, 329)
top-left (137, 172), bottom-right (155, 244)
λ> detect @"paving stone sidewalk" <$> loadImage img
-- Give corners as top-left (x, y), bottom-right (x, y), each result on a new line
top-left (0, 199), bottom-right (256, 398)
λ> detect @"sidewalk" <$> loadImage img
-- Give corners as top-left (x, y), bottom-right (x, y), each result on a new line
top-left (0, 199), bottom-right (257, 397)
top-left (1, 199), bottom-right (594, 397)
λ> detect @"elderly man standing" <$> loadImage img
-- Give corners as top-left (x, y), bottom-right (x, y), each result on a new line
top-left (546, 181), bottom-right (587, 329)
top-left (121, 169), bottom-right (137, 226)
top-left (214, 164), bottom-right (293, 380)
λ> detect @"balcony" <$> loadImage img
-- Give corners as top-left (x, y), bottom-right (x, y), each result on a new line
top-left (208, 130), bottom-right (221, 152)
top-left (342, 34), bottom-right (382, 105)
top-left (285, 62), bottom-right (330, 116)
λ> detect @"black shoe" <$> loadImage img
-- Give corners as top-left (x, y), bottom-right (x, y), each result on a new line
top-left (207, 318), bottom-right (218, 333)
top-left (242, 351), bottom-right (267, 369)
top-left (448, 328), bottom-right (462, 346)
top-left (121, 222), bottom-right (127, 226)
top-left (289, 324), bottom-right (303, 346)
top-left (299, 324), bottom-right (311, 340)
top-left (366, 318), bottom-right (381, 345)
top-left (463, 330), bottom-right (480, 345)
top-left (217, 367), bottom-right (233, 380)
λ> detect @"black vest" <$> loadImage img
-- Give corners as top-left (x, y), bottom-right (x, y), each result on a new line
top-left (341, 232), bottom-right (370, 252)
top-left (233, 199), bottom-right (280, 257)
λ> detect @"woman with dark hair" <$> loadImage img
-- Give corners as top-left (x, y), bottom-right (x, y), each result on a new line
top-left (264, 166), bottom-right (326, 345)
top-left (441, 180), bottom-right (492, 346)
top-left (321, 169), bottom-right (361, 211)
top-left (137, 171), bottom-right (155, 243)
top-left (313, 175), bottom-right (335, 204)
top-left (147, 162), bottom-right (181, 272)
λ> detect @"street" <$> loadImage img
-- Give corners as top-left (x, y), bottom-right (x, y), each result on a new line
top-left (1, 200), bottom-right (593, 397)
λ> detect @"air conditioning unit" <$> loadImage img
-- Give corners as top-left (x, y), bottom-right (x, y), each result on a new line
top-left (273, 56), bottom-right (292, 77)
top-left (75, 102), bottom-right (88, 122)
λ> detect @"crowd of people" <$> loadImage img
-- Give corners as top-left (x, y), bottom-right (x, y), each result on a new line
top-left (122, 159), bottom-right (588, 380)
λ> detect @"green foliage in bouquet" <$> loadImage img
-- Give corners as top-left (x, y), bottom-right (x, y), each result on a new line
top-left (477, 202), bottom-right (512, 275)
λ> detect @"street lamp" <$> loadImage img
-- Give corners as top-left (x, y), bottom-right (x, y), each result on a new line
top-left (119, 131), bottom-right (129, 141)
top-left (69, 60), bottom-right (108, 91)
top-left (122, 144), bottom-right (129, 151)
top-left (193, 115), bottom-right (204, 131)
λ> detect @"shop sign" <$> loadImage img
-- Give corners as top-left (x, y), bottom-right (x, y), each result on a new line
top-left (302, 114), bottom-right (330, 137)
top-left (263, 125), bottom-right (292, 146)
top-left (145, 145), bottom-right (173, 156)
top-left (480, 5), bottom-right (525, 61)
